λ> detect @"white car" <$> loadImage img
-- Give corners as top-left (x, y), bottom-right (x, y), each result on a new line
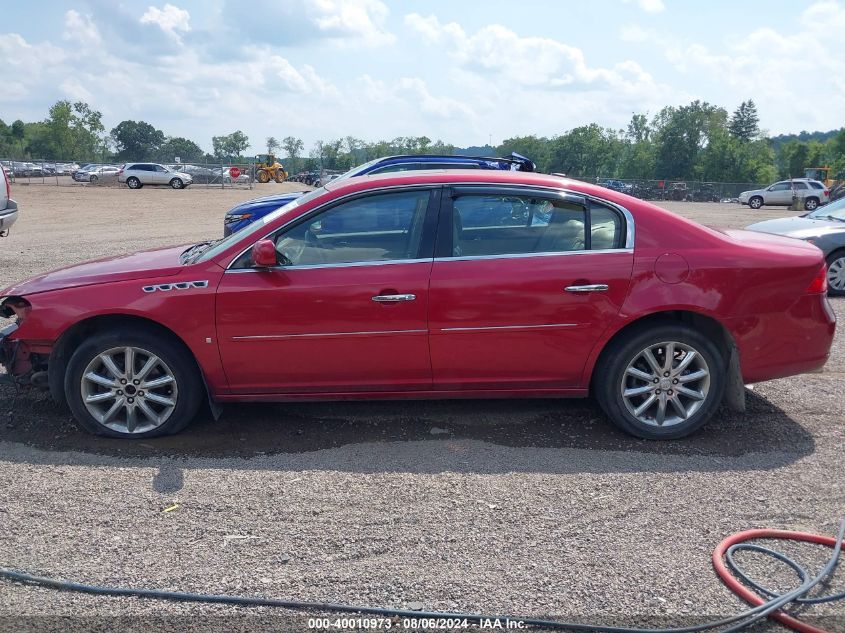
top-left (0, 162), bottom-right (18, 236)
top-left (119, 163), bottom-right (193, 190)
top-left (739, 179), bottom-right (829, 211)
top-left (76, 165), bottom-right (121, 184)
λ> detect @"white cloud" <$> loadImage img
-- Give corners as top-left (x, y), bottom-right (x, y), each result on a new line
top-left (405, 13), bottom-right (661, 94)
top-left (140, 4), bottom-right (191, 38)
top-left (622, 0), bottom-right (666, 13)
top-left (618, 24), bottom-right (652, 43)
top-left (63, 10), bottom-right (101, 45)
top-left (661, 1), bottom-right (845, 131)
top-left (312, 0), bottom-right (395, 47)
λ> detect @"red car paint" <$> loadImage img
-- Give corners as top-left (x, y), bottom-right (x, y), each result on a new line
top-left (0, 171), bottom-right (835, 404)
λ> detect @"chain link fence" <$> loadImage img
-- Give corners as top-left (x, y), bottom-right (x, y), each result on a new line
top-left (0, 158), bottom-right (256, 189)
top-left (581, 178), bottom-right (767, 202)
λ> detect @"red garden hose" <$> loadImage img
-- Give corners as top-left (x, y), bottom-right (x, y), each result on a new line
top-left (713, 528), bottom-right (843, 633)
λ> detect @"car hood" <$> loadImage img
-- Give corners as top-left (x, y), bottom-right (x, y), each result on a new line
top-left (0, 244), bottom-right (189, 297)
top-left (745, 215), bottom-right (845, 239)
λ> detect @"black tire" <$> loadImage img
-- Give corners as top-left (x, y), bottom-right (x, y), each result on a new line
top-left (170, 178), bottom-right (184, 189)
top-left (826, 250), bottom-right (845, 297)
top-left (64, 328), bottom-right (203, 438)
top-left (126, 177), bottom-right (142, 189)
top-left (804, 197), bottom-right (820, 211)
top-left (749, 196), bottom-right (763, 209)
top-left (89, 175), bottom-right (98, 184)
top-left (594, 322), bottom-right (726, 439)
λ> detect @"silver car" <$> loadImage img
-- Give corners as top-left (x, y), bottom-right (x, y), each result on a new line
top-left (81, 165), bottom-right (121, 184)
top-left (120, 163), bottom-right (193, 189)
top-left (746, 195), bottom-right (845, 295)
top-left (0, 163), bottom-right (18, 236)
top-left (739, 178), bottom-right (829, 211)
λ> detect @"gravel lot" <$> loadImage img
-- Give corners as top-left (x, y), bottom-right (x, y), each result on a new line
top-left (0, 184), bottom-right (843, 632)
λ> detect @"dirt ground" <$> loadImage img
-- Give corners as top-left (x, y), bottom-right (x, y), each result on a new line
top-left (0, 183), bottom-right (843, 632)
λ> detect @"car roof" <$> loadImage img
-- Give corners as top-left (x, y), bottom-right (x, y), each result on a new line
top-left (324, 168), bottom-right (579, 195)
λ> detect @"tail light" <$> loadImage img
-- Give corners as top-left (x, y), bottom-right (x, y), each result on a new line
top-left (824, 189), bottom-right (830, 198)
top-left (118, 168), bottom-right (124, 176)
top-left (807, 265), bottom-right (828, 294)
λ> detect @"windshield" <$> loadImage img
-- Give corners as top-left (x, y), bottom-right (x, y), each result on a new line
top-left (193, 186), bottom-right (329, 263)
top-left (808, 197), bottom-right (845, 221)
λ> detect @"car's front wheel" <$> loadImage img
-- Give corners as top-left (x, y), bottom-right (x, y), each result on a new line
top-left (595, 323), bottom-right (726, 439)
top-left (89, 175), bottom-right (98, 184)
top-left (804, 197), bottom-right (820, 211)
top-left (126, 177), bottom-right (142, 189)
top-left (748, 196), bottom-right (763, 209)
top-left (170, 178), bottom-right (184, 189)
top-left (65, 329), bottom-right (203, 438)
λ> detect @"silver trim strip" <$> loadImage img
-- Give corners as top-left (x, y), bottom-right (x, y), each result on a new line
top-left (434, 248), bottom-right (632, 263)
top-left (225, 182), bottom-right (636, 270)
top-left (440, 323), bottom-right (578, 332)
top-left (231, 329), bottom-right (427, 341)
top-left (224, 258), bottom-right (431, 273)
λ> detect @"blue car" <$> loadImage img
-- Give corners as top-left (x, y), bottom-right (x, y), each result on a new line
top-left (222, 153), bottom-right (535, 235)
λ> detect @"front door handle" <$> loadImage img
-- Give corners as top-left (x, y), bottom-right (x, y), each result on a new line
top-left (564, 284), bottom-right (609, 293)
top-left (372, 294), bottom-right (416, 302)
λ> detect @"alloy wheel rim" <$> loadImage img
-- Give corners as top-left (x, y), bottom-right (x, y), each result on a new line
top-left (828, 257), bottom-right (845, 291)
top-left (807, 200), bottom-right (818, 210)
top-left (620, 341), bottom-right (710, 428)
top-left (80, 346), bottom-right (178, 434)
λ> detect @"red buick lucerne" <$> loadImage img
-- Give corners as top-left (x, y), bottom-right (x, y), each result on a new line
top-left (0, 171), bottom-right (836, 439)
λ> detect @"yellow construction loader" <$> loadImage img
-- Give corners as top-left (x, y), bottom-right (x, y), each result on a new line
top-left (254, 154), bottom-right (288, 183)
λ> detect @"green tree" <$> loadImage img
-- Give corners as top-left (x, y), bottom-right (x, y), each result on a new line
top-left (111, 120), bottom-right (166, 160)
top-left (266, 136), bottom-right (280, 155)
top-left (653, 101), bottom-right (727, 179)
top-left (281, 136), bottom-right (305, 173)
top-left (212, 130), bottom-right (250, 159)
top-left (158, 137), bottom-right (204, 162)
top-left (549, 124), bottom-right (622, 177)
top-left (11, 119), bottom-right (25, 155)
top-left (727, 100), bottom-right (760, 142)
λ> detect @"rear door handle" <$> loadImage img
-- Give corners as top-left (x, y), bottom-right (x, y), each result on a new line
top-left (372, 294), bottom-right (416, 302)
top-left (564, 284), bottom-right (609, 293)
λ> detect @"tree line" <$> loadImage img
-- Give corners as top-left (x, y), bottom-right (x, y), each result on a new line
top-left (1, 98), bottom-right (844, 183)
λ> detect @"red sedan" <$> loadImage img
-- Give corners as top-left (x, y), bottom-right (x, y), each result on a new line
top-left (0, 171), bottom-right (835, 439)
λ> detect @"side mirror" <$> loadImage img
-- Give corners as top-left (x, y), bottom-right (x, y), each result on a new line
top-left (251, 239), bottom-right (277, 267)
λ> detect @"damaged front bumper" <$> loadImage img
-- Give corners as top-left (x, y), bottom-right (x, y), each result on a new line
top-left (0, 322), bottom-right (19, 380)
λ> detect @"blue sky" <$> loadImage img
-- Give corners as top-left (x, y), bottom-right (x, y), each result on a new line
top-left (1, 0), bottom-right (843, 155)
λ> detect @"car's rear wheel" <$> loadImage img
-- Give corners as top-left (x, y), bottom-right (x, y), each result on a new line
top-left (89, 175), bottom-right (98, 184)
top-left (595, 323), bottom-right (726, 439)
top-left (65, 329), bottom-right (202, 438)
top-left (826, 250), bottom-right (845, 296)
top-left (749, 196), bottom-right (763, 209)
top-left (126, 177), bottom-right (142, 189)
top-left (170, 178), bottom-right (184, 189)
top-left (804, 197), bottom-right (820, 211)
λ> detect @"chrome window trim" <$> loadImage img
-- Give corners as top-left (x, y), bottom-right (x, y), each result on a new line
top-left (224, 257), bottom-right (433, 273)
top-left (433, 248), bottom-right (632, 263)
top-left (225, 182), bottom-right (635, 271)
